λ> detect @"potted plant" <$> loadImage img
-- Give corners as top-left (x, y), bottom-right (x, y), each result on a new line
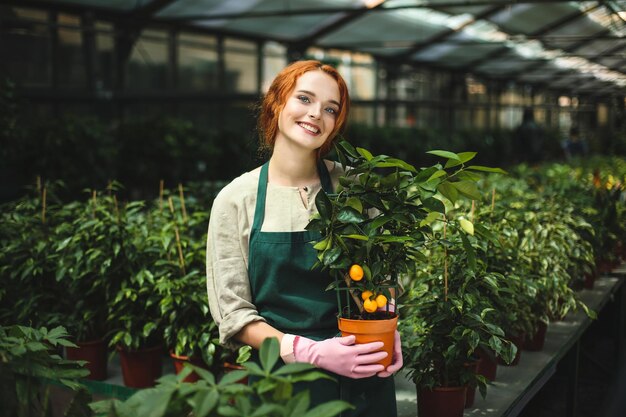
top-left (107, 200), bottom-right (165, 389)
top-left (399, 214), bottom-right (516, 417)
top-left (307, 142), bottom-right (510, 415)
top-left (57, 186), bottom-right (130, 380)
top-left (0, 182), bottom-right (68, 329)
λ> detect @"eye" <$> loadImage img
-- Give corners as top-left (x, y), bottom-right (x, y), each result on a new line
top-left (297, 95), bottom-right (311, 103)
top-left (325, 107), bottom-right (338, 116)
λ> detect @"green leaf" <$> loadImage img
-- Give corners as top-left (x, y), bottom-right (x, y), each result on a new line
top-left (303, 401), bottom-right (354, 417)
top-left (420, 212), bottom-right (441, 227)
top-left (356, 147), bottom-right (374, 161)
top-left (426, 170), bottom-right (447, 182)
top-left (322, 246), bottom-right (342, 266)
top-left (313, 237), bottom-right (330, 251)
top-left (450, 181), bottom-right (482, 201)
top-left (489, 336), bottom-right (503, 355)
top-left (345, 197), bottom-right (363, 213)
top-left (273, 363), bottom-right (316, 376)
top-left (467, 165), bottom-right (507, 174)
top-left (314, 191), bottom-right (333, 221)
top-left (286, 391), bottom-right (310, 416)
top-left (426, 150), bottom-right (460, 161)
top-left (437, 182), bottom-right (458, 204)
top-left (259, 337), bottom-right (279, 373)
top-left (341, 234), bottom-right (369, 241)
top-left (337, 140), bottom-right (360, 159)
top-left (444, 152), bottom-right (477, 168)
top-left (459, 232), bottom-right (476, 270)
top-left (422, 197), bottom-right (446, 214)
top-left (459, 219), bottom-right (474, 236)
top-left (337, 207), bottom-right (366, 224)
top-left (194, 390), bottom-right (219, 417)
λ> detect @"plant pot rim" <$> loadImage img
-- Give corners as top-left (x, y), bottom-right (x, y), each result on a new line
top-left (116, 344), bottom-right (162, 353)
top-left (337, 313), bottom-right (398, 323)
top-left (338, 314), bottom-right (398, 332)
top-left (420, 385), bottom-right (467, 393)
top-left (169, 351), bottom-right (191, 361)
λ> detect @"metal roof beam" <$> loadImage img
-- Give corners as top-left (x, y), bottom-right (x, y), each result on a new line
top-left (460, 3), bottom-right (600, 72)
top-left (289, 2), bottom-right (386, 52)
top-left (393, 4), bottom-right (504, 61)
top-left (132, 0), bottom-right (179, 19)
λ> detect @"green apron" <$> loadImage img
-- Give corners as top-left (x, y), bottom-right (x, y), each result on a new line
top-left (248, 161), bottom-right (397, 417)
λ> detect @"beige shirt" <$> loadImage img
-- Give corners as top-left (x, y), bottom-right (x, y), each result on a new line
top-left (206, 160), bottom-right (343, 349)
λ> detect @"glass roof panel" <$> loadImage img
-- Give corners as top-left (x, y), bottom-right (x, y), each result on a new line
top-left (489, 2), bottom-right (581, 35)
top-left (412, 34), bottom-right (504, 68)
top-left (157, 0), bottom-right (362, 17)
top-left (318, 8), bottom-right (449, 48)
top-left (474, 50), bottom-right (538, 75)
top-left (584, 2), bottom-right (626, 37)
top-left (541, 16), bottom-right (609, 51)
top-left (386, 0), bottom-right (492, 17)
top-left (573, 39), bottom-right (625, 60)
top-left (157, 0), bottom-right (361, 39)
top-left (38, 0), bottom-right (153, 11)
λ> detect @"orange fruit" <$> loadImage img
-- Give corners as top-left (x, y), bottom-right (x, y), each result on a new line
top-left (363, 298), bottom-right (377, 313)
top-left (361, 290), bottom-right (373, 301)
top-left (349, 264), bottom-right (364, 281)
top-left (375, 294), bottom-right (388, 308)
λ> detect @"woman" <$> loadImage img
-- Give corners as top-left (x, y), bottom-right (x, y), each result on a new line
top-left (206, 60), bottom-right (401, 415)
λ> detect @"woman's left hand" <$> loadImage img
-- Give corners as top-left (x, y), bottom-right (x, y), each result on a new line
top-left (377, 330), bottom-right (402, 377)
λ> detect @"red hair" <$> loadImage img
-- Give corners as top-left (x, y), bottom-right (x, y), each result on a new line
top-left (258, 60), bottom-right (350, 157)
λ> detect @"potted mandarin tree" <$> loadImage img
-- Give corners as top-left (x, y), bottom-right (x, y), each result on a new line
top-left (307, 141), bottom-right (503, 368)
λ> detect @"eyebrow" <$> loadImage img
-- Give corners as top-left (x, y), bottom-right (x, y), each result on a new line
top-left (297, 90), bottom-right (340, 108)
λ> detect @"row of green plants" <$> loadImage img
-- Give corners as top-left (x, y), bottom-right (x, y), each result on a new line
top-left (395, 153), bottom-right (626, 405)
top-left (1, 325), bottom-right (350, 417)
top-left (305, 142), bottom-right (625, 413)
top-left (1, 145), bottom-right (625, 416)
top-left (0, 180), bottom-right (240, 377)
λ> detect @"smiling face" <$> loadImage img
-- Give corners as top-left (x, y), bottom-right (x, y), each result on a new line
top-left (274, 70), bottom-right (341, 155)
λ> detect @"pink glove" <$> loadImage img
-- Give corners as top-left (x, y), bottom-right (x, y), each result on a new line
top-left (281, 334), bottom-right (387, 379)
top-left (377, 330), bottom-right (402, 377)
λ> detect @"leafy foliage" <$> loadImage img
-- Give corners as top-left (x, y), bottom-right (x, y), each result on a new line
top-left (308, 141), bottom-right (502, 317)
top-left (90, 338), bottom-right (352, 417)
top-left (0, 324), bottom-right (90, 417)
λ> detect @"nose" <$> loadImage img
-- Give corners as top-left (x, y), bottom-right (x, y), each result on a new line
top-left (308, 104), bottom-right (321, 120)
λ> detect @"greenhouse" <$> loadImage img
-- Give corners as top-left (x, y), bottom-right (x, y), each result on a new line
top-left (1, 0), bottom-right (625, 416)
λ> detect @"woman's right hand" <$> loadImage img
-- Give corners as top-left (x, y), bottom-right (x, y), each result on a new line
top-left (288, 334), bottom-right (387, 378)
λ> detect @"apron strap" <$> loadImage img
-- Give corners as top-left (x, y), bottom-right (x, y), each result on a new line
top-left (252, 160), bottom-right (333, 233)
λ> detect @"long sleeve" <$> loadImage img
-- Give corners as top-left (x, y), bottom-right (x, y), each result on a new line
top-left (206, 175), bottom-right (265, 349)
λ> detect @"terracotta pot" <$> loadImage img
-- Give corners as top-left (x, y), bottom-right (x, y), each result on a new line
top-left (170, 352), bottom-right (208, 383)
top-left (597, 260), bottom-right (611, 274)
top-left (117, 345), bottom-right (163, 388)
top-left (338, 313), bottom-right (398, 368)
top-left (524, 321), bottom-right (548, 351)
top-left (464, 358), bottom-right (480, 408)
top-left (418, 386), bottom-right (467, 417)
top-left (476, 348), bottom-right (497, 381)
top-left (583, 272), bottom-right (596, 290)
top-left (65, 339), bottom-right (108, 381)
top-left (498, 334), bottom-right (523, 366)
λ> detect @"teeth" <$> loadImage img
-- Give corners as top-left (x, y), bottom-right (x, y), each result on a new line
top-left (299, 123), bottom-right (319, 134)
